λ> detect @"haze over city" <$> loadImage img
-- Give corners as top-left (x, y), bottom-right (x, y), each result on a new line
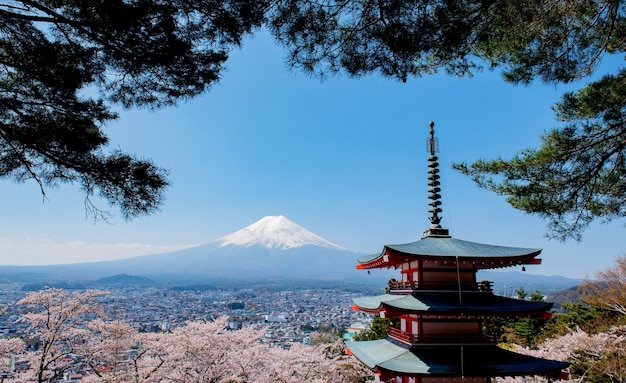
top-left (0, 31), bottom-right (623, 279)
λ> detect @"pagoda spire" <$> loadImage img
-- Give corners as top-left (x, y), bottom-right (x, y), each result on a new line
top-left (424, 121), bottom-right (449, 237)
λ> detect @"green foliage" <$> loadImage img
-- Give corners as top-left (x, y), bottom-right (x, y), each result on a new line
top-left (269, 0), bottom-right (623, 84)
top-left (525, 300), bottom-right (624, 344)
top-left (497, 287), bottom-right (626, 347)
top-left (352, 316), bottom-right (397, 341)
top-left (484, 315), bottom-right (546, 347)
top-left (491, 289), bottom-right (549, 346)
top-left (529, 290), bottom-right (545, 302)
top-left (515, 286), bottom-right (527, 300)
top-left (510, 317), bottom-right (546, 346)
top-left (482, 316), bottom-right (506, 342)
top-left (542, 302), bottom-right (611, 339)
top-left (1, 0), bottom-right (268, 218)
top-left (514, 287), bottom-right (543, 301)
top-left (4, 0), bottom-right (624, 231)
top-left (453, 68), bottom-right (626, 240)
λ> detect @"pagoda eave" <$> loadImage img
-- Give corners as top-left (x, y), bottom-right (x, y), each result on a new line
top-left (468, 256), bottom-right (542, 270)
top-left (356, 251), bottom-right (406, 270)
top-left (379, 307), bottom-right (553, 320)
top-left (356, 257), bottom-right (542, 271)
top-left (357, 250), bottom-right (542, 271)
top-left (354, 306), bottom-right (553, 320)
top-left (352, 293), bottom-right (554, 318)
top-left (356, 236), bottom-right (544, 271)
top-left (385, 251), bottom-right (543, 269)
top-left (347, 340), bottom-right (569, 379)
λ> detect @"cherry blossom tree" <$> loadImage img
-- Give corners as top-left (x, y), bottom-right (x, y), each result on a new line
top-left (260, 340), bottom-right (368, 383)
top-left (0, 338), bottom-right (24, 357)
top-left (155, 318), bottom-right (366, 383)
top-left (80, 318), bottom-right (168, 383)
top-left (16, 289), bottom-right (108, 383)
top-left (8, 289), bottom-right (367, 383)
top-left (0, 304), bottom-right (25, 357)
top-left (81, 319), bottom-right (137, 380)
top-left (0, 338), bottom-right (25, 381)
top-left (497, 325), bottom-right (626, 383)
top-left (158, 318), bottom-right (250, 383)
top-left (0, 304), bottom-right (23, 381)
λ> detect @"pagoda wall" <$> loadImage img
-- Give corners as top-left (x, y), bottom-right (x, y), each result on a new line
top-left (398, 317), bottom-right (481, 334)
top-left (420, 271), bottom-right (475, 289)
top-left (420, 320), bottom-right (480, 337)
top-left (399, 260), bottom-right (477, 290)
top-left (392, 316), bottom-right (482, 344)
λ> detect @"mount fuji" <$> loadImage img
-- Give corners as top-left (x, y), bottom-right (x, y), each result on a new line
top-left (0, 216), bottom-right (390, 285)
top-left (218, 215), bottom-right (345, 250)
top-left (0, 216), bottom-right (580, 293)
top-left (0, 216), bottom-right (582, 292)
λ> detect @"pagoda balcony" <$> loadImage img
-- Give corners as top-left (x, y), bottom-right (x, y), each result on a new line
top-left (387, 327), bottom-right (496, 346)
top-left (388, 280), bottom-right (493, 293)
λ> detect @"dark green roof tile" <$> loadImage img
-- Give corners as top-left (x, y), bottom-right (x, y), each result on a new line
top-left (347, 340), bottom-right (568, 377)
top-left (352, 292), bottom-right (552, 315)
top-left (357, 236), bottom-right (541, 265)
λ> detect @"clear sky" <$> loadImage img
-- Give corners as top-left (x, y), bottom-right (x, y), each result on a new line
top-left (0, 30), bottom-right (623, 279)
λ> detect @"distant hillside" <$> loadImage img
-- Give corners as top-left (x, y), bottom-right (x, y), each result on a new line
top-left (547, 285), bottom-right (585, 311)
top-left (478, 270), bottom-right (582, 295)
top-left (21, 281), bottom-right (86, 291)
top-left (95, 274), bottom-right (154, 286)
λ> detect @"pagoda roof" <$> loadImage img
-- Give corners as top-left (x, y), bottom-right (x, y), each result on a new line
top-left (357, 236), bottom-right (541, 269)
top-left (346, 339), bottom-right (568, 377)
top-left (352, 292), bottom-right (552, 317)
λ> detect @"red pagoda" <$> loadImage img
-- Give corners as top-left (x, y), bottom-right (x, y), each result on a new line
top-left (346, 122), bottom-right (569, 383)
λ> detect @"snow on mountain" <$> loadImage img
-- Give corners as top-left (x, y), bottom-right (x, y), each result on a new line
top-left (218, 215), bottom-right (345, 250)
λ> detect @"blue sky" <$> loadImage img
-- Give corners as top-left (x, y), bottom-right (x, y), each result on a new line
top-left (0, 31), bottom-right (623, 278)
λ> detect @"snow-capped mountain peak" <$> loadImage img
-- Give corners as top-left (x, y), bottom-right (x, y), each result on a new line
top-left (218, 215), bottom-right (345, 250)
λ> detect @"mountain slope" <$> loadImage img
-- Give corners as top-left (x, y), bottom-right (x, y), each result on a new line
top-left (0, 216), bottom-right (386, 284)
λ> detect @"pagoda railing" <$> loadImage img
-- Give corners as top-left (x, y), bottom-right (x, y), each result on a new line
top-left (387, 327), bottom-right (419, 344)
top-left (388, 280), bottom-right (493, 292)
top-left (387, 327), bottom-right (496, 345)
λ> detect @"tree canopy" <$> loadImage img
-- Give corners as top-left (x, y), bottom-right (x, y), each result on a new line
top-left (2, 0), bottom-right (624, 230)
top-left (1, 0), bottom-right (269, 219)
top-left (453, 70), bottom-right (626, 240)
top-left (5, 288), bottom-right (366, 383)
